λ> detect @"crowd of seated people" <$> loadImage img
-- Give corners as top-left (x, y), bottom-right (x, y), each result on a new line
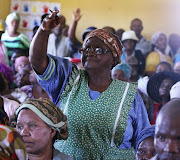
top-left (0, 8), bottom-right (180, 160)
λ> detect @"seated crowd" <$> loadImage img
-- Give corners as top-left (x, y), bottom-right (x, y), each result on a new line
top-left (0, 8), bottom-right (180, 160)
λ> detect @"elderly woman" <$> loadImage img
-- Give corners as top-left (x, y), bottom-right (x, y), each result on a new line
top-left (111, 63), bottom-right (131, 82)
top-left (29, 10), bottom-right (150, 159)
top-left (145, 31), bottom-right (173, 76)
top-left (1, 12), bottom-right (30, 62)
top-left (15, 98), bottom-right (72, 160)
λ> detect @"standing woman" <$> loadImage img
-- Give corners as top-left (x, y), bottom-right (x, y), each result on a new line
top-left (30, 10), bottom-right (150, 159)
top-left (1, 12), bottom-right (30, 62)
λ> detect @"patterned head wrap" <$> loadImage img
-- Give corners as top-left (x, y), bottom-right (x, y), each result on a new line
top-left (83, 29), bottom-right (123, 61)
top-left (5, 12), bottom-right (20, 25)
top-left (111, 63), bottom-right (131, 79)
top-left (0, 124), bottom-right (27, 160)
top-left (15, 98), bottom-right (68, 140)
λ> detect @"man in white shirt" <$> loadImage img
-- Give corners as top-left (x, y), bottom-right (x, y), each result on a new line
top-left (47, 15), bottom-right (72, 57)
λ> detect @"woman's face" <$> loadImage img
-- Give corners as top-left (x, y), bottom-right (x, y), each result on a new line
top-left (159, 78), bottom-right (174, 98)
top-left (156, 34), bottom-right (167, 52)
top-left (136, 137), bottom-right (156, 160)
top-left (112, 69), bottom-right (128, 81)
top-left (123, 39), bottom-right (136, 52)
top-left (15, 69), bottom-right (31, 87)
top-left (16, 109), bottom-right (56, 155)
top-left (82, 37), bottom-right (114, 71)
top-left (7, 19), bottom-right (19, 34)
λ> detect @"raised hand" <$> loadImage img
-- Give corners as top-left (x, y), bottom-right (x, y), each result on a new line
top-left (72, 8), bottom-right (82, 22)
top-left (41, 10), bottom-right (64, 32)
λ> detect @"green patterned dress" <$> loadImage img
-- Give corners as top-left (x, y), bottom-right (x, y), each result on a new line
top-left (54, 66), bottom-right (137, 160)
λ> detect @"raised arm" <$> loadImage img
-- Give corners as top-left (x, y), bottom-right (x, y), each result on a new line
top-left (29, 10), bottom-right (64, 74)
top-left (68, 8), bottom-right (82, 44)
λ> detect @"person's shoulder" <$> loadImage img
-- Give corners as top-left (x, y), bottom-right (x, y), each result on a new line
top-left (150, 155), bottom-right (159, 160)
top-left (141, 36), bottom-right (151, 43)
top-left (1, 31), bottom-right (9, 39)
top-left (53, 148), bottom-right (72, 160)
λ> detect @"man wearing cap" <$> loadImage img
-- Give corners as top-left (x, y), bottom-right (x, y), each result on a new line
top-left (121, 30), bottom-right (146, 76)
top-left (130, 18), bottom-right (151, 57)
top-left (15, 98), bottom-right (72, 160)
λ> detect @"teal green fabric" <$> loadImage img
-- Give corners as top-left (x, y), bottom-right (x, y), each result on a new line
top-left (54, 66), bottom-right (137, 160)
top-left (1, 31), bottom-right (30, 58)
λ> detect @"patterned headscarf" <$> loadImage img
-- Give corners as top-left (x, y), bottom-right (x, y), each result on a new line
top-left (111, 63), bottom-right (131, 79)
top-left (0, 124), bottom-right (27, 160)
top-left (15, 98), bottom-right (68, 140)
top-left (83, 29), bottom-right (123, 60)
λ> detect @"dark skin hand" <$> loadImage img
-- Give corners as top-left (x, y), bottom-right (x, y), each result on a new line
top-left (29, 10), bottom-right (65, 75)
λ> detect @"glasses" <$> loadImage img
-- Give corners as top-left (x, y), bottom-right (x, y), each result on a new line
top-left (79, 47), bottom-right (111, 55)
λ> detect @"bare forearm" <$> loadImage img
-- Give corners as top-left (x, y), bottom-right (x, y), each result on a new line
top-left (68, 20), bottom-right (78, 44)
top-left (29, 27), bottom-right (50, 74)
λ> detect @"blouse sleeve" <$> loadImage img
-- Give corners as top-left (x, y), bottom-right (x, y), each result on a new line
top-left (35, 54), bottom-right (73, 104)
top-left (120, 91), bottom-right (150, 150)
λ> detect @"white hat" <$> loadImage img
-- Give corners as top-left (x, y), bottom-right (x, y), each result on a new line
top-left (5, 12), bottom-right (20, 25)
top-left (170, 81), bottom-right (180, 99)
top-left (121, 30), bottom-right (139, 42)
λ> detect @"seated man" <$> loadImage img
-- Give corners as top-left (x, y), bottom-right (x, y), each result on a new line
top-left (15, 98), bottom-right (72, 160)
top-left (151, 98), bottom-right (180, 160)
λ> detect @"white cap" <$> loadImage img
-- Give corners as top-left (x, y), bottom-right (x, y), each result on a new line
top-left (170, 81), bottom-right (180, 99)
top-left (5, 12), bottom-right (20, 25)
top-left (121, 30), bottom-right (139, 42)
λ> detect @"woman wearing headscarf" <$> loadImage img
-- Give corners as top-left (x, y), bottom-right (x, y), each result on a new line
top-left (15, 98), bottom-right (72, 160)
top-left (111, 63), bottom-right (131, 82)
top-left (136, 125), bottom-right (156, 160)
top-left (145, 31), bottom-right (173, 76)
top-left (0, 124), bottom-right (27, 160)
top-left (1, 12), bottom-right (30, 62)
top-left (29, 10), bottom-right (150, 159)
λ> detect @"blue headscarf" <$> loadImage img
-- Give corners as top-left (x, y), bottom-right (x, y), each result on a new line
top-left (111, 63), bottom-right (131, 79)
top-left (136, 125), bottom-right (155, 152)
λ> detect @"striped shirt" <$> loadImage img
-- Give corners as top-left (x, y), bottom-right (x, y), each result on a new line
top-left (1, 31), bottom-right (30, 60)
